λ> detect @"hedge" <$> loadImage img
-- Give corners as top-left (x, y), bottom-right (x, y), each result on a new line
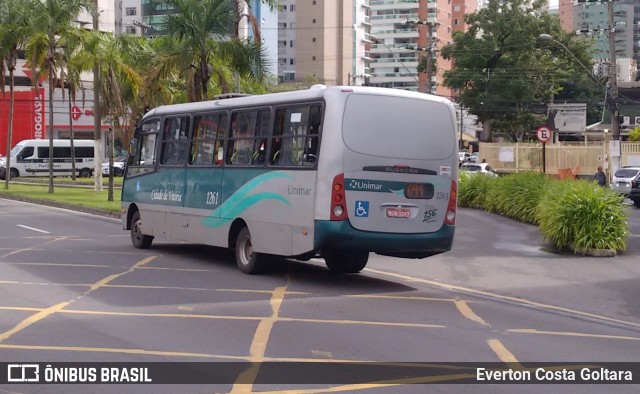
top-left (457, 172), bottom-right (629, 254)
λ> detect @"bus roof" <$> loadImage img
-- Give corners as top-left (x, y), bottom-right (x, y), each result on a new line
top-left (142, 85), bottom-right (453, 120)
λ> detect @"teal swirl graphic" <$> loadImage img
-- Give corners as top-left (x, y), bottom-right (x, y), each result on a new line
top-left (202, 172), bottom-right (291, 228)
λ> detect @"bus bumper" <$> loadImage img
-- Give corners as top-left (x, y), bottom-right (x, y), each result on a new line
top-left (314, 220), bottom-right (454, 258)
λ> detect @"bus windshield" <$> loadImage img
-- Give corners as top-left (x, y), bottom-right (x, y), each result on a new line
top-left (342, 94), bottom-right (456, 160)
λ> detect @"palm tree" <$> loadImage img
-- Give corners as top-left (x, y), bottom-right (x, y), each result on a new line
top-left (58, 29), bottom-right (89, 180)
top-left (83, 32), bottom-right (143, 200)
top-left (25, 0), bottom-right (94, 193)
top-left (145, 0), bottom-right (268, 103)
top-left (0, 0), bottom-right (32, 190)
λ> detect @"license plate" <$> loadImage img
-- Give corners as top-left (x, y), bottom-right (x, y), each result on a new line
top-left (386, 207), bottom-right (411, 218)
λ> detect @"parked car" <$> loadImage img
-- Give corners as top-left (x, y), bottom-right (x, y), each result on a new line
top-left (101, 156), bottom-right (126, 176)
top-left (458, 152), bottom-right (471, 164)
top-left (469, 153), bottom-right (480, 163)
top-left (460, 162), bottom-right (498, 177)
top-left (610, 167), bottom-right (640, 196)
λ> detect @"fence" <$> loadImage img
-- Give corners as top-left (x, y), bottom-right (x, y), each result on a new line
top-left (479, 141), bottom-right (640, 177)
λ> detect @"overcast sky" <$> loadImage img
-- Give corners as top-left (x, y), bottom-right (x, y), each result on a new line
top-left (550, 0), bottom-right (558, 8)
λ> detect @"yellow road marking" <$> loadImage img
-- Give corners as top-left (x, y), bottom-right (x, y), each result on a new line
top-left (365, 268), bottom-right (640, 329)
top-left (349, 294), bottom-right (457, 302)
top-left (487, 339), bottom-right (522, 368)
top-left (2, 262), bottom-right (111, 268)
top-left (0, 255), bottom-right (156, 344)
top-left (508, 328), bottom-right (640, 341)
top-left (230, 284), bottom-right (288, 393)
top-left (0, 281), bottom-right (88, 287)
top-left (278, 317), bottom-right (443, 329)
top-left (1, 236), bottom-right (72, 258)
top-left (0, 302), bottom-right (70, 343)
top-left (0, 306), bottom-right (445, 328)
top-left (0, 343), bottom-right (248, 360)
top-left (87, 256), bottom-right (155, 292)
top-left (454, 299), bottom-right (490, 327)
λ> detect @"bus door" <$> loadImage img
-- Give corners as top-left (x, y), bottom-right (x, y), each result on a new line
top-left (340, 94), bottom-right (457, 235)
top-left (183, 112), bottom-right (227, 245)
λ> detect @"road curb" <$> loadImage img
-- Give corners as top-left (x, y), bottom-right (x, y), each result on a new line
top-left (0, 193), bottom-right (120, 219)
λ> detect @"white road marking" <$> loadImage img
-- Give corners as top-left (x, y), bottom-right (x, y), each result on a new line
top-left (16, 224), bottom-right (50, 234)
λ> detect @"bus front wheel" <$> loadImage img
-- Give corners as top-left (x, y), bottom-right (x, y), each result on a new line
top-left (235, 227), bottom-right (265, 274)
top-left (323, 249), bottom-right (369, 274)
top-left (130, 211), bottom-right (154, 249)
top-left (9, 168), bottom-right (18, 179)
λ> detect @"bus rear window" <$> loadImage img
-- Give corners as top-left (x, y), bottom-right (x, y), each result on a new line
top-left (342, 95), bottom-right (456, 160)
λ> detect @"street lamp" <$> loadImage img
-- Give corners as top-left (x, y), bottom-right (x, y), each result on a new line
top-left (538, 34), bottom-right (606, 90)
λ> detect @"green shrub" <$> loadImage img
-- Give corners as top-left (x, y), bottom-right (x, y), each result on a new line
top-left (484, 172), bottom-right (550, 224)
top-left (458, 172), bottom-right (495, 208)
top-left (537, 180), bottom-right (628, 253)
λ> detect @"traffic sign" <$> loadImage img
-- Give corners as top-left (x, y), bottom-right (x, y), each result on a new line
top-left (71, 105), bottom-right (82, 121)
top-left (536, 126), bottom-right (551, 143)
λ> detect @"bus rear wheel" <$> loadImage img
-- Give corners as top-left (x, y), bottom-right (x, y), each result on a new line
top-left (323, 249), bottom-right (369, 274)
top-left (130, 211), bottom-right (154, 249)
top-left (79, 168), bottom-right (92, 178)
top-left (235, 227), bottom-right (265, 274)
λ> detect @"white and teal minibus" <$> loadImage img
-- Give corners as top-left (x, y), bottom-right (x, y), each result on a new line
top-left (122, 85), bottom-right (458, 274)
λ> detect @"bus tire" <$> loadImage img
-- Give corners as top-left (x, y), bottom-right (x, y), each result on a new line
top-left (130, 211), bottom-right (154, 249)
top-left (9, 168), bottom-right (19, 179)
top-left (235, 227), bottom-right (264, 274)
top-left (323, 249), bottom-right (369, 274)
top-left (79, 168), bottom-right (92, 178)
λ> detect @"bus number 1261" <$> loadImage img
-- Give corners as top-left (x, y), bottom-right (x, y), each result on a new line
top-left (206, 191), bottom-right (219, 205)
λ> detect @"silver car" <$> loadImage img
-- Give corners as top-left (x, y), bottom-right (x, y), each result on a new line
top-left (610, 167), bottom-right (640, 196)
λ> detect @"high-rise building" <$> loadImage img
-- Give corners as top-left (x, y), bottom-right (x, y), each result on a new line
top-left (116, 0), bottom-right (144, 36)
top-left (277, 0), bottom-right (297, 82)
top-left (366, 0), bottom-right (476, 96)
top-left (558, 0), bottom-right (637, 62)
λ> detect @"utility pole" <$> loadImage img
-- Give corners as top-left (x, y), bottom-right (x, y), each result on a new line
top-left (93, 5), bottom-right (103, 192)
top-left (607, 0), bottom-right (620, 174)
top-left (425, 22), bottom-right (434, 94)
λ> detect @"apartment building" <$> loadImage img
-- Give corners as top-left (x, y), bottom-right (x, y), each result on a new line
top-left (558, 0), bottom-right (638, 62)
top-left (116, 0), bottom-right (144, 36)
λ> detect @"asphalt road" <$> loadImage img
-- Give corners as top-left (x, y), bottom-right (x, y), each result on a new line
top-left (1, 198), bottom-right (640, 393)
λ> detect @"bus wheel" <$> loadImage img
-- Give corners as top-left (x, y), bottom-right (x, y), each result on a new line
top-left (9, 168), bottom-right (18, 179)
top-left (323, 249), bottom-right (369, 274)
top-left (235, 227), bottom-right (264, 274)
top-left (130, 211), bottom-right (154, 249)
top-left (79, 168), bottom-right (92, 178)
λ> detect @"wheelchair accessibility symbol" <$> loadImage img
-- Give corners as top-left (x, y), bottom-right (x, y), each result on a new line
top-left (355, 201), bottom-right (369, 217)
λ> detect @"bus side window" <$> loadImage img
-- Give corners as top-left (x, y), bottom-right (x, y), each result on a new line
top-left (270, 110), bottom-right (285, 165)
top-left (161, 116), bottom-right (190, 166)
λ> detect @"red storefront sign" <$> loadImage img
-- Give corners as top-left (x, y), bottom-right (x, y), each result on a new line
top-left (0, 89), bottom-right (46, 154)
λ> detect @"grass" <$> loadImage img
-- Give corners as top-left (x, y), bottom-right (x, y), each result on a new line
top-left (25, 176), bottom-right (123, 187)
top-left (0, 183), bottom-right (121, 212)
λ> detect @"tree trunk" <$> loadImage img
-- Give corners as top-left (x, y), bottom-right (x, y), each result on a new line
top-left (480, 118), bottom-right (492, 142)
top-left (68, 87), bottom-right (76, 180)
top-left (4, 68), bottom-right (15, 190)
top-left (48, 62), bottom-right (55, 194)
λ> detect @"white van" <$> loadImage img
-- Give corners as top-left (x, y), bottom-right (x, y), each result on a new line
top-left (0, 139), bottom-right (95, 180)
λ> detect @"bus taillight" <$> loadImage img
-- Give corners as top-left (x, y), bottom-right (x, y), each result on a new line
top-left (331, 173), bottom-right (347, 220)
top-left (444, 180), bottom-right (457, 226)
